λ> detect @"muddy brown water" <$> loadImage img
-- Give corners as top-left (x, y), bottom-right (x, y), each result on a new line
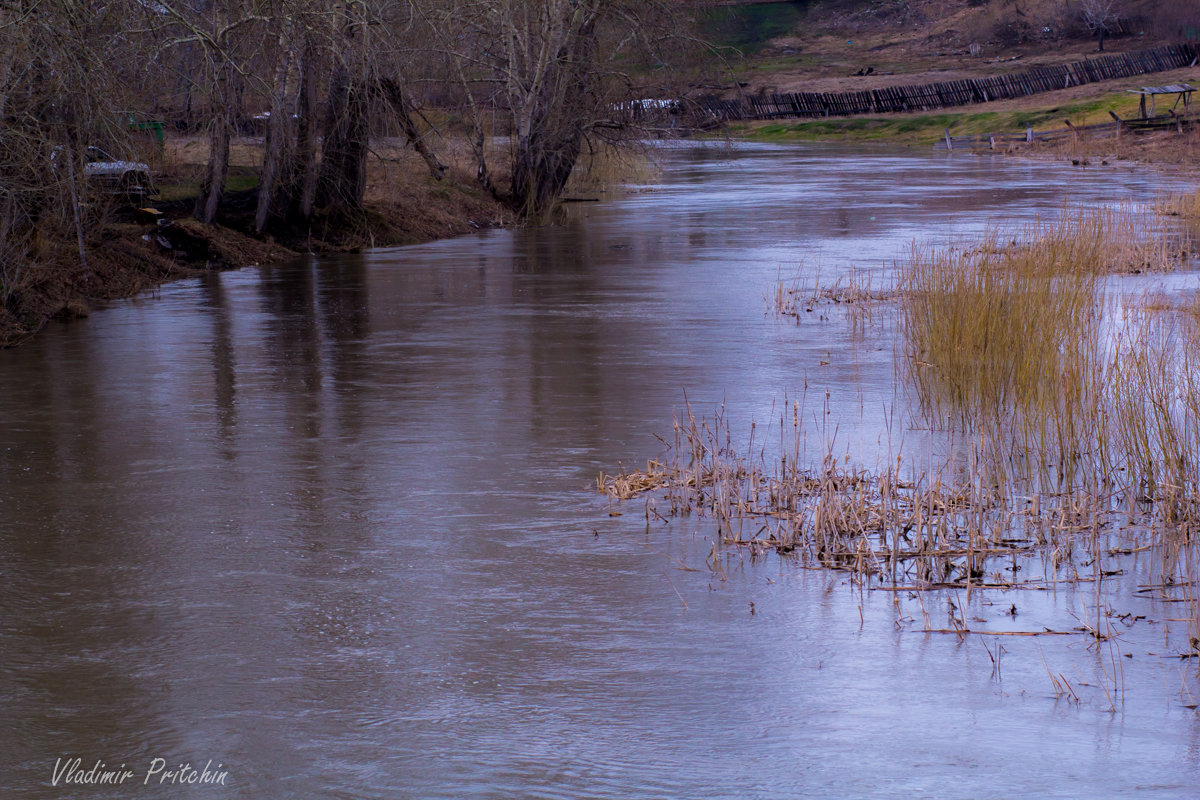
top-left (2, 143), bottom-right (1199, 798)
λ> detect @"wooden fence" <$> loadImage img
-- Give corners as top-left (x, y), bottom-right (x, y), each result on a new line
top-left (695, 43), bottom-right (1200, 122)
top-left (934, 110), bottom-right (1200, 151)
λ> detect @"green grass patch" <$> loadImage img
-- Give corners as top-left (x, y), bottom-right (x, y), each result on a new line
top-left (729, 90), bottom-right (1147, 144)
top-left (155, 169), bottom-right (259, 203)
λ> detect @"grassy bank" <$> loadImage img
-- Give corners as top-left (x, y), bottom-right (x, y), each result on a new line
top-left (722, 71), bottom-right (1200, 171)
top-left (730, 98), bottom-right (1136, 144)
top-left (725, 80), bottom-right (1164, 145)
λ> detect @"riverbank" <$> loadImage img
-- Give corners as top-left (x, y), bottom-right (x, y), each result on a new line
top-left (0, 136), bottom-right (513, 348)
top-left (721, 65), bottom-right (1200, 175)
top-left (725, 61), bottom-right (1199, 141)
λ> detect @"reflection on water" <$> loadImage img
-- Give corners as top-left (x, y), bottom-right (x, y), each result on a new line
top-left (1, 143), bottom-right (1199, 798)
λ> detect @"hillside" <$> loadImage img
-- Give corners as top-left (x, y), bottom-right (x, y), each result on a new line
top-left (702, 0), bottom-right (1197, 95)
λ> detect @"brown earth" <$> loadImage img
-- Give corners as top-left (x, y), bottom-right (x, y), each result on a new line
top-left (1, 136), bottom-right (513, 347)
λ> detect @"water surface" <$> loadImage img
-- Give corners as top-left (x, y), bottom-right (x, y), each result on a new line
top-left (2, 143), bottom-right (1199, 798)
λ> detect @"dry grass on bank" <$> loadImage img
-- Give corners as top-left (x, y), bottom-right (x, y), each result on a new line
top-left (1023, 123), bottom-right (1200, 168)
top-left (155, 134), bottom-right (513, 246)
top-left (1159, 185), bottom-right (1200, 227)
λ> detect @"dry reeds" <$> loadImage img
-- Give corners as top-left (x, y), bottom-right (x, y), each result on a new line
top-left (605, 200), bottom-right (1200, 670)
top-left (901, 230), bottom-right (1100, 437)
top-left (599, 398), bottom-right (1117, 591)
top-left (1157, 187), bottom-right (1200, 226)
top-left (899, 206), bottom-right (1200, 488)
top-left (772, 269), bottom-right (893, 316)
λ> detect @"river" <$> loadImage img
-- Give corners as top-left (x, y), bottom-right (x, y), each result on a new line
top-left (2, 142), bottom-right (1198, 798)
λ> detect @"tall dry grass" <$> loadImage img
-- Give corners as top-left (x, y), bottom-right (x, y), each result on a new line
top-left (1108, 310), bottom-right (1200, 526)
top-left (901, 206), bottom-right (1200, 480)
top-left (606, 199), bottom-right (1200, 669)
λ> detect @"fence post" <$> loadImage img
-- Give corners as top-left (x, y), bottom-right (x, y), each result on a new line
top-left (944, 128), bottom-right (953, 152)
top-left (1026, 126), bottom-right (1033, 143)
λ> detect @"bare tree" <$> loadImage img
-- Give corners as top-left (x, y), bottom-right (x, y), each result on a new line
top-left (1081, 0), bottom-right (1121, 51)
top-left (151, 1), bottom-right (264, 224)
top-left (250, 0), bottom-right (446, 231)
top-left (255, 12), bottom-right (305, 232)
top-left (420, 0), bottom-right (697, 219)
top-left (1, 0), bottom-right (143, 313)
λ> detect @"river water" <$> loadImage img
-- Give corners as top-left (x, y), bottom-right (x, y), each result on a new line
top-left (2, 143), bottom-right (1199, 798)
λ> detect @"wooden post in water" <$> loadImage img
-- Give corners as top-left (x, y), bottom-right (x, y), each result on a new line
top-left (944, 128), bottom-right (953, 152)
top-left (1026, 126), bottom-right (1033, 143)
top-left (1109, 111), bottom-right (1122, 141)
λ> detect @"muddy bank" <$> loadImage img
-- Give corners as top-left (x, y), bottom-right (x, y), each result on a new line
top-left (0, 177), bottom-right (511, 348)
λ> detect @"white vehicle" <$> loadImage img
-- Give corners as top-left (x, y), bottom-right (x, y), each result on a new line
top-left (81, 146), bottom-right (154, 194)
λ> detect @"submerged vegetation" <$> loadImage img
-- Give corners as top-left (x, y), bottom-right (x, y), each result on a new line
top-left (602, 199), bottom-right (1200, 679)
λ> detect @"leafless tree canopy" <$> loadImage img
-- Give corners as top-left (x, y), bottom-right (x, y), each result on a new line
top-left (0, 0), bottom-right (703, 322)
top-left (1080, 0), bottom-right (1122, 49)
top-left (416, 0), bottom-right (701, 217)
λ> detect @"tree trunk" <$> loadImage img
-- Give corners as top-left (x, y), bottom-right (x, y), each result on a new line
top-left (317, 65), bottom-right (369, 212)
top-left (0, 46), bottom-right (14, 120)
top-left (195, 62), bottom-right (235, 224)
top-left (63, 139), bottom-right (89, 278)
top-left (256, 30), bottom-right (300, 232)
top-left (379, 79), bottom-right (445, 180)
top-left (474, 128), bottom-right (497, 199)
top-left (511, 129), bottom-right (583, 218)
top-left (508, 13), bottom-right (597, 218)
top-left (295, 38), bottom-right (321, 222)
top-left (195, 113), bottom-right (230, 224)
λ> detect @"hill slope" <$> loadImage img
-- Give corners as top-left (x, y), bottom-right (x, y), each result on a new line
top-left (703, 0), bottom-right (1196, 95)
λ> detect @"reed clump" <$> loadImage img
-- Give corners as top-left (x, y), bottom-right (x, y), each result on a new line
top-left (1108, 312), bottom-right (1200, 527)
top-left (1157, 187), bottom-right (1200, 225)
top-left (901, 230), bottom-right (1101, 439)
top-left (564, 142), bottom-right (660, 196)
top-left (900, 207), bottom-right (1200, 484)
top-left (606, 201), bottom-right (1200, 668)
top-left (598, 400), bottom-right (1120, 590)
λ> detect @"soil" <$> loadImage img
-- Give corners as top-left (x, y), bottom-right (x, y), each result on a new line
top-left (1, 136), bottom-right (514, 347)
